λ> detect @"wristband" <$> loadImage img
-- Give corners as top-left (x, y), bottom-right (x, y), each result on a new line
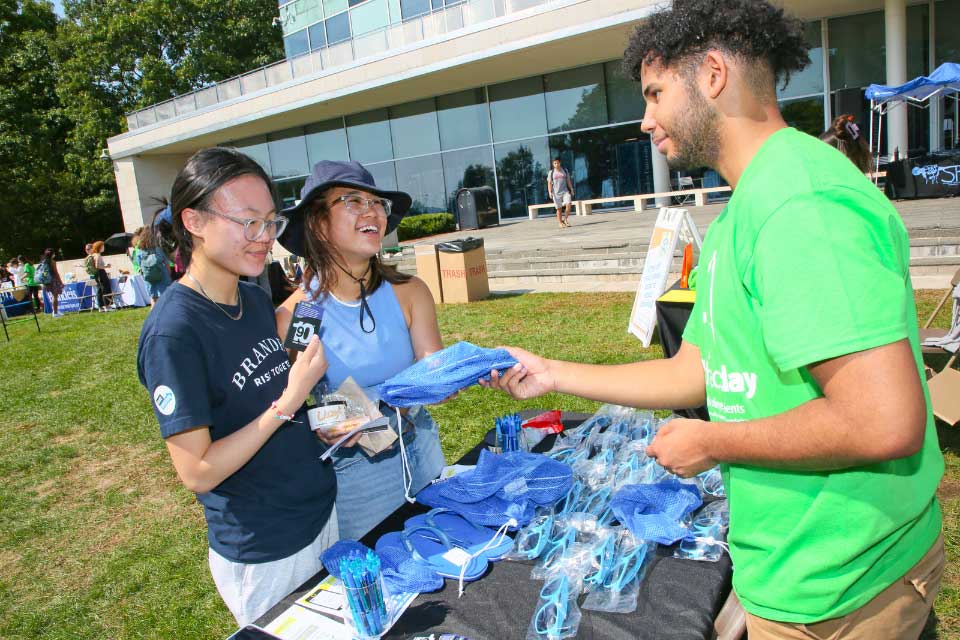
top-left (269, 401), bottom-right (299, 422)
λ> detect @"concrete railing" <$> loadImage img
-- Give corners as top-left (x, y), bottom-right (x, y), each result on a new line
top-left (125, 0), bottom-right (555, 131)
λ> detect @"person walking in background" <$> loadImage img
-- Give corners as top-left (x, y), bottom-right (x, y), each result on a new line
top-left (485, 0), bottom-right (943, 637)
top-left (819, 114), bottom-right (871, 173)
top-left (135, 225), bottom-right (172, 306)
top-left (90, 240), bottom-right (114, 311)
top-left (547, 158), bottom-right (575, 228)
top-left (36, 248), bottom-right (63, 317)
top-left (19, 254), bottom-right (40, 310)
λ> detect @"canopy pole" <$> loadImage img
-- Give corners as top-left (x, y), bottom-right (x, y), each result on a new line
top-left (876, 105), bottom-right (884, 185)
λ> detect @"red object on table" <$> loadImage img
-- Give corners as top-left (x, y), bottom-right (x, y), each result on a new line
top-left (680, 243), bottom-right (693, 289)
top-left (522, 410), bottom-right (564, 434)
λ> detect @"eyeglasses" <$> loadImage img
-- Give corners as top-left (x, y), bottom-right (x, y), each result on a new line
top-left (534, 574), bottom-right (572, 638)
top-left (202, 209), bottom-right (289, 242)
top-left (584, 534), bottom-right (616, 589)
top-left (331, 194), bottom-right (393, 217)
top-left (606, 538), bottom-right (650, 591)
top-left (514, 513), bottom-right (555, 560)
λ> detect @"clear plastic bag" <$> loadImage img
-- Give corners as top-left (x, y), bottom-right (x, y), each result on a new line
top-left (581, 529), bottom-right (655, 614)
top-left (673, 509), bottom-right (729, 563)
top-left (526, 572), bottom-right (583, 640)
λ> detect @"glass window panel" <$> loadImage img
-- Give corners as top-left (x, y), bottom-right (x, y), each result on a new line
top-left (325, 11), bottom-right (351, 43)
top-left (544, 64), bottom-right (607, 132)
top-left (388, 0), bottom-right (402, 23)
top-left (441, 146), bottom-right (496, 213)
top-left (437, 88), bottom-right (491, 150)
top-left (389, 98), bottom-right (440, 158)
top-left (778, 22), bottom-right (824, 99)
top-left (779, 96), bottom-right (825, 137)
top-left (323, 0), bottom-right (348, 15)
top-left (276, 177), bottom-right (307, 210)
top-left (395, 154), bottom-right (446, 214)
top-left (906, 4), bottom-right (930, 79)
top-left (400, 0), bottom-right (431, 19)
top-left (489, 76), bottom-right (548, 142)
top-left (305, 118), bottom-right (350, 164)
top-left (346, 109), bottom-right (394, 162)
top-left (494, 137), bottom-right (550, 218)
top-left (280, 0), bottom-right (324, 36)
top-left (828, 12), bottom-right (884, 90)
top-left (604, 60), bottom-right (645, 124)
top-left (268, 128), bottom-right (310, 179)
top-left (352, 0), bottom-right (389, 35)
top-left (547, 124), bottom-right (652, 206)
top-left (364, 161), bottom-right (398, 191)
top-left (284, 28), bottom-right (310, 59)
top-left (349, 0), bottom-right (368, 6)
top-left (308, 21), bottom-right (327, 49)
top-left (936, 0), bottom-right (960, 66)
top-left (232, 135), bottom-right (272, 176)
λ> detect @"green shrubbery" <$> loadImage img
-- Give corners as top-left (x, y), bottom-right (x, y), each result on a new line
top-left (396, 213), bottom-right (455, 241)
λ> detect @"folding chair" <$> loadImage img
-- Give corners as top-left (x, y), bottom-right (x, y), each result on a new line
top-left (0, 287), bottom-right (41, 341)
top-left (920, 267), bottom-right (960, 426)
top-left (78, 279), bottom-right (98, 312)
top-left (674, 176), bottom-right (697, 205)
top-left (101, 275), bottom-right (126, 310)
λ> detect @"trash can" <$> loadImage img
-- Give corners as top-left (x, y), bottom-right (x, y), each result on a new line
top-left (455, 186), bottom-right (499, 230)
top-left (437, 237), bottom-right (489, 303)
top-left (414, 243), bottom-right (444, 304)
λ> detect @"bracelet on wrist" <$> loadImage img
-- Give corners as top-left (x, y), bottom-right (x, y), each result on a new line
top-left (269, 400), bottom-right (300, 423)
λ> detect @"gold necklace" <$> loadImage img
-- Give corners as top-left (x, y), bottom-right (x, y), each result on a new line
top-left (185, 271), bottom-right (243, 321)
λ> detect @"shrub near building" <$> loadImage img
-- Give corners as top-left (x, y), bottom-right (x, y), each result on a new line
top-left (397, 213), bottom-right (455, 241)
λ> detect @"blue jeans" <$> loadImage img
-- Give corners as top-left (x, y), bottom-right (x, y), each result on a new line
top-left (332, 405), bottom-right (446, 540)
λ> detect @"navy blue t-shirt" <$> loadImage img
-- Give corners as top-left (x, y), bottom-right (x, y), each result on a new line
top-left (137, 281), bottom-right (336, 563)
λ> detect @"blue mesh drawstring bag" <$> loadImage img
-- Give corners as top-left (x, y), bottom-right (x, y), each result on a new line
top-left (610, 479), bottom-right (703, 545)
top-left (375, 537), bottom-right (445, 594)
top-left (416, 450), bottom-right (572, 528)
top-left (321, 540), bottom-right (371, 579)
top-left (378, 342), bottom-right (518, 407)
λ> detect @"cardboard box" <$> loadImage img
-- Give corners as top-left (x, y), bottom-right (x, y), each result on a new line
top-left (928, 366), bottom-right (960, 426)
top-left (438, 245), bottom-right (489, 303)
top-left (414, 243), bottom-right (443, 304)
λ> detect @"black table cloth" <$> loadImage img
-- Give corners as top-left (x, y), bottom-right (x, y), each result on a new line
top-left (655, 282), bottom-right (710, 422)
top-left (885, 150), bottom-right (960, 199)
top-left (253, 411), bottom-right (732, 640)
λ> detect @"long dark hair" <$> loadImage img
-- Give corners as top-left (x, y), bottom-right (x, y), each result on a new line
top-left (161, 148), bottom-right (275, 268)
top-left (819, 114), bottom-right (871, 173)
top-left (301, 194), bottom-right (410, 298)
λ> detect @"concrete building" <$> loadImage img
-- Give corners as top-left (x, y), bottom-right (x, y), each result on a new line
top-left (107, 0), bottom-right (960, 233)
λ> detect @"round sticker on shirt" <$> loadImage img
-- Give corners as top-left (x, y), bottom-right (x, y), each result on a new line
top-left (153, 385), bottom-right (176, 416)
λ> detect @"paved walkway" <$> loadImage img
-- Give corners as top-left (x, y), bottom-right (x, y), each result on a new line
top-left (401, 197), bottom-right (960, 292)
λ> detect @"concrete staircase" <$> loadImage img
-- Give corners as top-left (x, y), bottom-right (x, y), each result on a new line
top-left (384, 228), bottom-right (960, 289)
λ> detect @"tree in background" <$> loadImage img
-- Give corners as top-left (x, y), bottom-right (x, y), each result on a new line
top-left (0, 0), bottom-right (284, 259)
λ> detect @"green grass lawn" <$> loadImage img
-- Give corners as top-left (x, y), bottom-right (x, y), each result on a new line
top-left (0, 290), bottom-right (956, 639)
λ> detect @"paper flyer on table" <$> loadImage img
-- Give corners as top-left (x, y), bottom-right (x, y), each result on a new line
top-left (265, 575), bottom-right (417, 640)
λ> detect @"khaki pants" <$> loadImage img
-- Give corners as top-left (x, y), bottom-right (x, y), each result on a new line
top-left (746, 534), bottom-right (944, 640)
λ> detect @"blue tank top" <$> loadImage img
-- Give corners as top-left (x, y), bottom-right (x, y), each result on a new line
top-left (309, 281), bottom-right (415, 403)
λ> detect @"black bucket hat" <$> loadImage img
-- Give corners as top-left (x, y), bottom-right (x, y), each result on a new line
top-left (278, 160), bottom-right (411, 256)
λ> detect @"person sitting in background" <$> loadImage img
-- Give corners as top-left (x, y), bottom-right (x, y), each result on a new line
top-left (819, 114), bottom-right (871, 173)
top-left (90, 241), bottom-right (114, 311)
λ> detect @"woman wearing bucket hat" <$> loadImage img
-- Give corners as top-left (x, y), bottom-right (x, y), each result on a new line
top-left (136, 148), bottom-right (338, 626)
top-left (276, 160), bottom-right (447, 540)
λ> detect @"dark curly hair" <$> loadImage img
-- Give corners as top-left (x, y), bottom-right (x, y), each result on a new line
top-left (623, 0), bottom-right (810, 97)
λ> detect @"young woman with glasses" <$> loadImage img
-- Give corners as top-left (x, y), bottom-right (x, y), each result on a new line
top-left (136, 148), bottom-right (337, 626)
top-left (276, 160), bottom-right (447, 540)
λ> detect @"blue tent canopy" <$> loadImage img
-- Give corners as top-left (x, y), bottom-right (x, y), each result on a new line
top-left (865, 62), bottom-right (960, 105)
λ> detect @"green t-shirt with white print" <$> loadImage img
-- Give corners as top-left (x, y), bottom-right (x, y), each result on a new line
top-left (682, 127), bottom-right (943, 623)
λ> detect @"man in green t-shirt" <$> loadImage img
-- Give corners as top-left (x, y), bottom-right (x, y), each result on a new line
top-left (482, 0), bottom-right (944, 637)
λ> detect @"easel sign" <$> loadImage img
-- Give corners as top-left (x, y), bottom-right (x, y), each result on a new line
top-left (628, 207), bottom-right (702, 347)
